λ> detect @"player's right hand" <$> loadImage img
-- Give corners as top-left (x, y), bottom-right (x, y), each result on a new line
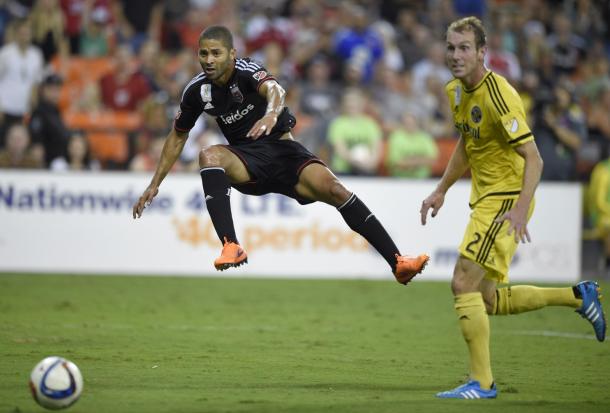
top-left (420, 191), bottom-right (445, 225)
top-left (132, 186), bottom-right (159, 219)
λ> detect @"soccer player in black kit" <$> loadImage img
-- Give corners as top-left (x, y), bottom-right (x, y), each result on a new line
top-left (132, 26), bottom-right (429, 284)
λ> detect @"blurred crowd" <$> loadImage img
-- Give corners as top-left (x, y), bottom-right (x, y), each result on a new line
top-left (0, 0), bottom-right (608, 183)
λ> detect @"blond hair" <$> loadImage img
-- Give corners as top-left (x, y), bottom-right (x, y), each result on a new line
top-left (446, 16), bottom-right (487, 49)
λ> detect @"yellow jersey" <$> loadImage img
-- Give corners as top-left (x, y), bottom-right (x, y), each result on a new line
top-left (445, 71), bottom-right (534, 207)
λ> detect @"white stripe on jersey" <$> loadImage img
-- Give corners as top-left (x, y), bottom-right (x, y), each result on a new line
top-left (181, 72), bottom-right (206, 100)
top-left (236, 59), bottom-right (262, 72)
top-left (236, 58), bottom-right (261, 69)
top-left (235, 64), bottom-right (257, 72)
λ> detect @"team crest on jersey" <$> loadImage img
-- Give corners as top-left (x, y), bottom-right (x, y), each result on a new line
top-left (200, 84), bottom-right (212, 102)
top-left (253, 70), bottom-right (267, 81)
top-left (230, 83), bottom-right (244, 103)
top-left (471, 106), bottom-right (482, 123)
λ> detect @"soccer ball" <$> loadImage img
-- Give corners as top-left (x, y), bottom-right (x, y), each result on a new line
top-left (29, 356), bottom-right (83, 410)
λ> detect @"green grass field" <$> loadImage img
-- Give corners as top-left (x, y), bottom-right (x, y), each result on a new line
top-left (1, 274), bottom-right (608, 413)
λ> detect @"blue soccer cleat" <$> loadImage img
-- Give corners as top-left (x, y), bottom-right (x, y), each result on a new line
top-left (575, 281), bottom-right (606, 342)
top-left (436, 380), bottom-right (497, 399)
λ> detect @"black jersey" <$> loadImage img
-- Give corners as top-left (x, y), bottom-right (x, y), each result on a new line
top-left (174, 58), bottom-right (296, 146)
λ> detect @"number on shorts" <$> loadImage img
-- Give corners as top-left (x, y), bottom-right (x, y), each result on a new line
top-left (466, 232), bottom-right (482, 255)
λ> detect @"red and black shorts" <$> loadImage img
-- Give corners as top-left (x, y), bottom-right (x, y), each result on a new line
top-left (224, 138), bottom-right (325, 205)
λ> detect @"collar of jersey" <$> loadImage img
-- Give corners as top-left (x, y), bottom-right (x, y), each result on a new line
top-left (462, 70), bottom-right (492, 93)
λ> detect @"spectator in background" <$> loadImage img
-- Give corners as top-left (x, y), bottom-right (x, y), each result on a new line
top-left (299, 55), bottom-right (339, 121)
top-left (327, 88), bottom-right (382, 176)
top-left (243, 3), bottom-right (293, 57)
top-left (0, 0), bottom-right (14, 44)
top-left (113, 0), bottom-right (163, 53)
top-left (0, 123), bottom-right (43, 168)
top-left (485, 31), bottom-right (521, 84)
top-left (587, 84), bottom-right (610, 158)
top-left (0, 18), bottom-right (43, 147)
top-left (29, 72), bottom-right (70, 166)
top-left (129, 92), bottom-right (170, 163)
top-left (60, 0), bottom-right (88, 53)
top-left (385, 111), bottom-right (438, 179)
top-left (332, 2), bottom-right (383, 85)
top-left (29, 0), bottom-right (68, 63)
top-left (138, 40), bottom-right (168, 92)
top-left (535, 82), bottom-right (586, 181)
top-left (260, 40), bottom-right (296, 86)
top-left (395, 9), bottom-right (428, 70)
top-left (419, 74), bottom-right (455, 138)
top-left (546, 12), bottom-right (586, 76)
top-left (79, 3), bottom-right (112, 57)
top-left (99, 44), bottom-right (151, 111)
top-left (371, 66), bottom-right (414, 132)
top-left (284, 0), bottom-right (324, 71)
top-left (411, 42), bottom-right (452, 96)
top-left (567, 0), bottom-right (606, 40)
top-left (372, 20), bottom-right (404, 73)
top-left (50, 131), bottom-right (100, 171)
top-left (520, 20), bottom-right (547, 71)
top-left (129, 135), bottom-right (181, 172)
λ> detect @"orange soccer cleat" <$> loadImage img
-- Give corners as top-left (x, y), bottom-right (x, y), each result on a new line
top-left (394, 253), bottom-right (430, 285)
top-left (214, 237), bottom-right (248, 271)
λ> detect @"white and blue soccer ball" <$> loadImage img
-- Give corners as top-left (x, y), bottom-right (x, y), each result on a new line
top-left (29, 357), bottom-right (83, 410)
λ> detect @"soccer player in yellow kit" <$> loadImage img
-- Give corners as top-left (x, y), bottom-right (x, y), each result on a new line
top-left (420, 16), bottom-right (606, 399)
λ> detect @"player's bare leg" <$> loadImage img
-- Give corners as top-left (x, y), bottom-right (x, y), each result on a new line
top-left (199, 145), bottom-right (249, 270)
top-left (479, 278), bottom-right (498, 315)
top-left (295, 163), bottom-right (429, 284)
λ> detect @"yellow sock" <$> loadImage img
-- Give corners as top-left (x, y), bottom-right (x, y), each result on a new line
top-left (455, 292), bottom-right (493, 390)
top-left (494, 286), bottom-right (581, 315)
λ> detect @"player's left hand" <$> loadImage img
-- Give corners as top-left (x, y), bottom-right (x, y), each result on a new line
top-left (132, 185), bottom-right (159, 219)
top-left (496, 206), bottom-right (530, 243)
top-left (247, 114), bottom-right (277, 140)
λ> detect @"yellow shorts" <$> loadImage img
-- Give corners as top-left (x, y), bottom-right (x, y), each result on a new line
top-left (458, 197), bottom-right (535, 283)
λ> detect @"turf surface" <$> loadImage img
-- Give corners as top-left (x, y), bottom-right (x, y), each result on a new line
top-left (1, 274), bottom-right (608, 413)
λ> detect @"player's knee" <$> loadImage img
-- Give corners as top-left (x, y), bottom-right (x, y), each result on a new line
top-left (328, 179), bottom-right (351, 205)
top-left (450, 258), bottom-right (481, 295)
top-left (451, 277), bottom-right (467, 296)
top-left (482, 293), bottom-right (495, 314)
top-left (199, 145), bottom-right (224, 168)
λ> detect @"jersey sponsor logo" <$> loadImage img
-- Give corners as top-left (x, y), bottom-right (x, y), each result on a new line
top-left (230, 83), bottom-right (244, 103)
top-left (200, 84), bottom-right (212, 102)
top-left (455, 120), bottom-right (480, 139)
top-left (219, 104), bottom-right (255, 124)
top-left (204, 102), bottom-right (214, 110)
top-left (471, 105), bottom-right (482, 123)
top-left (253, 70), bottom-right (267, 81)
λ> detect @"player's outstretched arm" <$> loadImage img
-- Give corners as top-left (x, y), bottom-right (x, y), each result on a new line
top-left (421, 136), bottom-right (469, 225)
top-left (246, 80), bottom-right (284, 139)
top-left (495, 140), bottom-right (543, 243)
top-left (132, 129), bottom-right (188, 219)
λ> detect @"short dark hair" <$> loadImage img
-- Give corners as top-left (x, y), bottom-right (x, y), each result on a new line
top-left (446, 16), bottom-right (487, 49)
top-left (199, 25), bottom-right (234, 49)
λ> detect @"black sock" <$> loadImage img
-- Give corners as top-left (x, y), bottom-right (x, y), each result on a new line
top-left (338, 193), bottom-right (399, 272)
top-left (200, 167), bottom-right (238, 244)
